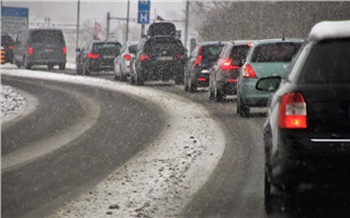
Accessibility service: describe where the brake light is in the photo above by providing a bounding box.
[9,45,13,50]
[124,54,131,60]
[63,47,67,54]
[176,54,182,59]
[278,92,307,129]
[140,54,152,61]
[88,52,99,59]
[221,59,240,71]
[28,47,34,55]
[198,77,207,82]
[195,47,203,67]
[242,64,257,78]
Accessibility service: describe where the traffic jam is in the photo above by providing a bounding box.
[2,1,350,217]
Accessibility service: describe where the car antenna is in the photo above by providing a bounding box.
[282,31,285,41]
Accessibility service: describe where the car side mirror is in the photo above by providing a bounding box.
[256,76,282,92]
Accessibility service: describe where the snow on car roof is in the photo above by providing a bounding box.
[308,20,350,40]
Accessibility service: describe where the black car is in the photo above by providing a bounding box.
[1,33,14,64]
[76,40,121,75]
[184,41,226,92]
[131,35,186,85]
[13,28,67,70]
[256,20,350,214]
[209,40,253,101]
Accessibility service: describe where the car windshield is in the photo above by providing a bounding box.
[300,39,350,84]
[251,42,302,62]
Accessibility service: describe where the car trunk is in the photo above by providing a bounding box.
[299,84,350,139]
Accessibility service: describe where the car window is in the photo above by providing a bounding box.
[299,38,350,84]
[128,44,138,53]
[202,44,225,61]
[251,42,302,63]
[1,36,14,45]
[144,38,184,54]
[30,30,65,43]
[230,45,250,60]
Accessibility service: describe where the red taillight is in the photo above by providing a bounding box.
[278,92,307,129]
[124,54,131,60]
[198,77,207,82]
[242,64,257,78]
[176,54,182,59]
[140,54,152,61]
[226,79,238,83]
[221,59,240,71]
[63,47,67,54]
[8,45,13,50]
[28,47,34,55]
[88,52,99,59]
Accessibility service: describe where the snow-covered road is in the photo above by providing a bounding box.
[1,64,226,218]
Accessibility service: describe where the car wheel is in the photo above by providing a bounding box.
[214,81,224,102]
[47,63,54,70]
[83,62,90,75]
[189,78,197,92]
[264,170,273,214]
[135,73,144,86]
[184,75,189,91]
[14,58,20,68]
[237,96,250,117]
[120,66,127,82]
[24,56,31,69]
[59,63,66,70]
[174,75,183,85]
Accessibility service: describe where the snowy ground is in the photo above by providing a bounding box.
[1,64,226,218]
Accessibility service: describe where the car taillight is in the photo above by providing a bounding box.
[198,77,207,82]
[278,92,307,129]
[221,59,240,71]
[195,47,203,67]
[27,47,34,55]
[176,54,182,59]
[124,54,131,60]
[63,47,67,54]
[140,54,152,61]
[9,45,13,50]
[88,52,99,59]
[242,64,257,78]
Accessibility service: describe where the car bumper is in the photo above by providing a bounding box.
[140,60,184,81]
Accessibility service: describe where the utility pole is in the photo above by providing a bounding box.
[76,0,80,49]
[184,0,190,49]
[106,12,110,40]
[126,0,130,42]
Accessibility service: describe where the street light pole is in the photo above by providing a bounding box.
[76,0,80,49]
[184,0,189,49]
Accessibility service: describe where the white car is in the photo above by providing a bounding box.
[114,41,138,81]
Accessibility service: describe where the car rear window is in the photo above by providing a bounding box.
[30,30,65,43]
[93,43,120,50]
[251,42,302,63]
[230,45,250,60]
[144,37,184,54]
[202,45,225,61]
[1,36,14,45]
[299,38,350,84]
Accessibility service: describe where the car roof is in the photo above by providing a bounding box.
[251,38,304,46]
[308,20,350,40]
[196,41,229,46]
[231,40,255,46]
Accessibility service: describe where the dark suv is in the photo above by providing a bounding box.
[13,28,67,70]
[131,35,186,85]
[256,20,350,214]
[1,33,14,64]
[76,40,121,75]
[184,41,226,92]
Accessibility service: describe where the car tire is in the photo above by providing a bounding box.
[184,75,189,91]
[135,73,144,86]
[189,78,197,92]
[264,170,273,214]
[47,63,54,70]
[14,58,20,68]
[24,56,31,69]
[214,81,224,102]
[237,96,250,117]
[120,66,127,82]
[83,62,90,75]
[59,63,66,70]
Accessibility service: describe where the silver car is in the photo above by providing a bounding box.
[114,41,138,81]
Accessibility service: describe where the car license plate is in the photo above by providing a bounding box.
[157,56,173,61]
[104,55,114,59]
